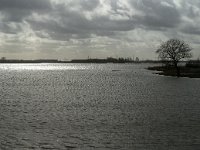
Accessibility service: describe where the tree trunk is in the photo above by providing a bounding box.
[174,62,180,77]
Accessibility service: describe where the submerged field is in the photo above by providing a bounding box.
[0,63,199,150]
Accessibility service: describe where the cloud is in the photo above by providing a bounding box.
[0,0,51,10]
[0,0,200,59]
[0,0,52,22]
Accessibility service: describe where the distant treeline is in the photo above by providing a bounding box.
[71,57,137,63]
[0,59,67,63]
[0,57,200,64]
[185,60,200,68]
[0,57,138,63]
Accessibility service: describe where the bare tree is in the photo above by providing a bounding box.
[156,39,192,77]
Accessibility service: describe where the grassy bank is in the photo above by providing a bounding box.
[148,65,200,78]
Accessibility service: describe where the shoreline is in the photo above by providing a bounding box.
[148,66,200,78]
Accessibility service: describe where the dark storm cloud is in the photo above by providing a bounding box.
[0,0,200,37]
[39,0,181,40]
[0,0,51,22]
[26,2,137,40]
[0,0,196,37]
[131,0,181,29]
[0,0,51,10]
[80,0,100,10]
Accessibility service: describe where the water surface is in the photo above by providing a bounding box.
[0,63,199,149]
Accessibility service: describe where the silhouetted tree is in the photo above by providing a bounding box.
[156,39,192,77]
[135,57,139,62]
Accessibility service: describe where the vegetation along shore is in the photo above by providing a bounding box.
[148,61,200,78]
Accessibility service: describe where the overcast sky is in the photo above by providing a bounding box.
[0,0,200,60]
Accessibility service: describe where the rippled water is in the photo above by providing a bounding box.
[0,63,199,150]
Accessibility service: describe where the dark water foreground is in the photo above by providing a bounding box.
[0,64,199,150]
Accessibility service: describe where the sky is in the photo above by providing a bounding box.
[0,0,200,60]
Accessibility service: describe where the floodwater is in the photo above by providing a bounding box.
[0,63,199,150]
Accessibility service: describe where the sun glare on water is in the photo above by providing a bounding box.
[0,64,90,71]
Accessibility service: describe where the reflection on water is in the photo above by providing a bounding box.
[0,63,92,70]
[0,63,199,150]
